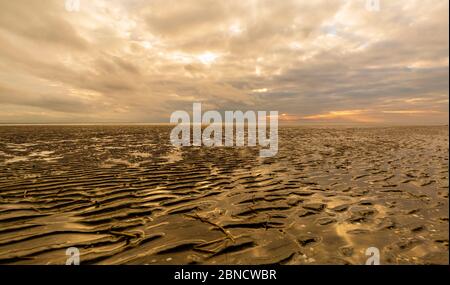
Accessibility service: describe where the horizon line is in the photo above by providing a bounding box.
[0,122,448,127]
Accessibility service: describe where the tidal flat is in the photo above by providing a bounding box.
[0,125,448,265]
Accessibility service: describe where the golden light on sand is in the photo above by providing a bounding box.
[0,1,448,268]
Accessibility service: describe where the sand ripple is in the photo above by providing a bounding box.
[0,126,448,264]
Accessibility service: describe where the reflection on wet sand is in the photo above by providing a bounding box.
[0,126,448,264]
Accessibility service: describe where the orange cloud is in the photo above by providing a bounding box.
[381,110,440,114]
[302,110,365,120]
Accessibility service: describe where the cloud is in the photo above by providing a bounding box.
[0,0,448,124]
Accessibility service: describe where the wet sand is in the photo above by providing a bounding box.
[0,126,448,265]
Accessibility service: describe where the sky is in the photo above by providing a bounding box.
[0,0,448,124]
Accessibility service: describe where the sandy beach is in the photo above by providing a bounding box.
[0,125,447,265]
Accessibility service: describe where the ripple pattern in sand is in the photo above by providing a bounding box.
[0,126,448,264]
